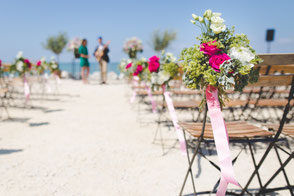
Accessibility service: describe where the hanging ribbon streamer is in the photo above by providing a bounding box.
[44,73,52,93]
[143,83,157,113]
[130,76,139,103]
[55,74,61,84]
[206,85,240,196]
[162,85,186,155]
[23,76,30,101]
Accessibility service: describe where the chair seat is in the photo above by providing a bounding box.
[263,124,294,138]
[179,121,274,139]
[249,99,294,107]
[137,91,163,96]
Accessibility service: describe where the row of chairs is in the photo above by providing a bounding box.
[129,53,294,195]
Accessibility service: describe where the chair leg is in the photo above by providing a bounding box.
[179,105,207,196]
[248,141,264,194]
[257,152,293,195]
[270,145,293,195]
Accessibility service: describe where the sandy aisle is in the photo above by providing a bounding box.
[0,79,293,196]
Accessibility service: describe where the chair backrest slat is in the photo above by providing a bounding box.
[248,75,293,87]
[258,53,294,66]
[256,64,294,75]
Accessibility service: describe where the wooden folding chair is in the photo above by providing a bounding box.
[178,74,294,195]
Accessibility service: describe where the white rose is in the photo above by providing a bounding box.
[211,16,224,24]
[210,23,226,34]
[158,71,170,85]
[204,9,212,19]
[16,61,24,72]
[190,19,196,24]
[16,51,23,59]
[229,47,255,64]
[198,16,204,23]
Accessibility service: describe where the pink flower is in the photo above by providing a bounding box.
[36,61,41,66]
[0,59,2,67]
[133,65,143,76]
[209,53,231,72]
[126,63,132,69]
[24,59,32,69]
[200,41,221,56]
[148,56,160,73]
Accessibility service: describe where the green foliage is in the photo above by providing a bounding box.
[43,32,68,60]
[151,30,177,52]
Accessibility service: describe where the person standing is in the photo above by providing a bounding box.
[79,39,90,84]
[94,36,110,84]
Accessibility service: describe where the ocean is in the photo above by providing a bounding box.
[59,61,120,77]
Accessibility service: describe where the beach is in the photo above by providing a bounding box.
[0,79,293,196]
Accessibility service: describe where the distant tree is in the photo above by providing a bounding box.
[43,32,68,63]
[151,29,177,53]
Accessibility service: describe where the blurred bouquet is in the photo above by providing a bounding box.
[119,57,149,81]
[0,59,3,76]
[48,56,60,73]
[181,9,261,106]
[10,51,32,76]
[148,52,180,89]
[123,37,143,59]
[35,57,48,75]
[67,37,82,58]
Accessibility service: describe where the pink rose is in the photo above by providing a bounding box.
[24,59,30,64]
[126,63,132,69]
[0,59,2,67]
[209,53,231,72]
[133,65,143,76]
[200,41,221,56]
[36,61,41,66]
[148,56,160,73]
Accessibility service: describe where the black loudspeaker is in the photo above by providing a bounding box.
[266,29,275,42]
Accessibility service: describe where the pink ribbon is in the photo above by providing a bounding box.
[206,85,240,196]
[24,76,30,101]
[130,76,139,103]
[162,86,186,155]
[144,83,157,113]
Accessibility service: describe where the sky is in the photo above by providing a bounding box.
[0,0,294,63]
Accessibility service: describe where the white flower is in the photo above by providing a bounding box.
[16,51,23,59]
[190,19,196,24]
[204,9,212,19]
[192,14,198,20]
[229,47,255,65]
[16,61,24,72]
[212,12,222,17]
[211,16,225,25]
[158,71,170,85]
[141,57,147,62]
[166,52,177,62]
[41,57,46,63]
[52,63,58,69]
[151,73,157,84]
[198,16,204,23]
[210,23,226,34]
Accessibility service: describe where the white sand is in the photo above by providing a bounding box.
[0,79,293,196]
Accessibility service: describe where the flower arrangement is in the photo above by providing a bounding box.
[119,57,149,81]
[10,51,32,76]
[35,57,48,75]
[48,56,60,73]
[123,37,143,59]
[0,59,3,76]
[149,52,180,89]
[67,37,82,58]
[181,9,261,106]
